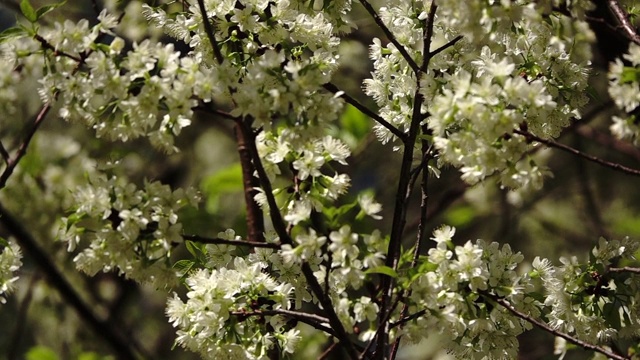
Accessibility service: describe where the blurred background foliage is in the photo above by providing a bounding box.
[0,0,640,359]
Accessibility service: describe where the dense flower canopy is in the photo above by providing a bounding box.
[1,0,640,359]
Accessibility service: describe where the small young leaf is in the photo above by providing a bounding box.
[365,266,398,278]
[0,27,27,44]
[20,0,38,22]
[36,0,67,20]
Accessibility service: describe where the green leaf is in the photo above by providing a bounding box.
[0,26,27,44]
[173,259,195,277]
[36,0,67,20]
[200,163,244,213]
[20,0,38,22]
[26,346,59,360]
[365,266,398,278]
[620,67,640,85]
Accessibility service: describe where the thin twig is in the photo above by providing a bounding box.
[318,342,338,360]
[609,266,640,274]
[196,0,224,64]
[0,103,51,191]
[390,309,427,329]
[357,0,420,74]
[230,309,335,336]
[34,34,83,62]
[0,202,141,360]
[514,129,640,176]
[429,35,464,58]
[376,2,438,359]
[606,0,640,45]
[193,104,240,121]
[483,292,630,360]
[239,121,359,359]
[183,234,279,248]
[323,83,406,141]
[0,141,9,164]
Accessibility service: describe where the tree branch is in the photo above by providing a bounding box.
[196,0,224,64]
[376,2,438,358]
[483,292,630,360]
[357,0,420,74]
[429,35,464,58]
[514,129,640,176]
[322,83,406,141]
[239,120,359,359]
[0,202,141,360]
[230,309,335,336]
[609,266,640,274]
[606,0,640,45]
[0,102,51,191]
[183,234,279,248]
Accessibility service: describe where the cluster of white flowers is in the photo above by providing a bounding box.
[0,240,22,304]
[534,236,640,345]
[431,1,592,188]
[58,174,199,287]
[364,1,592,189]
[166,256,298,360]
[143,0,345,128]
[26,10,212,152]
[404,226,534,358]
[609,42,640,145]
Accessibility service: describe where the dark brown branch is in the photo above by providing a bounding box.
[193,104,240,121]
[183,234,279,248]
[34,34,83,62]
[318,342,338,360]
[390,309,427,329]
[514,129,640,176]
[322,83,406,141]
[234,120,265,242]
[357,0,420,74]
[239,120,359,359]
[196,0,224,64]
[376,2,439,359]
[429,35,464,58]
[606,0,640,45]
[483,292,630,360]
[0,141,9,164]
[575,125,640,162]
[0,103,51,191]
[230,309,335,336]
[0,202,141,360]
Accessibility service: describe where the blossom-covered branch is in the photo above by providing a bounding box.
[514,128,640,176]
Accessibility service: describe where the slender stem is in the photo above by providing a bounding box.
[182,234,279,248]
[0,202,141,360]
[609,266,640,274]
[390,133,433,358]
[318,342,338,360]
[0,103,51,191]
[239,120,359,359]
[357,0,420,74]
[376,2,438,359]
[230,309,335,336]
[34,34,83,62]
[323,83,406,141]
[514,129,640,176]
[0,141,9,164]
[606,0,640,45]
[429,35,464,58]
[390,309,427,328]
[482,292,630,360]
[196,0,224,64]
